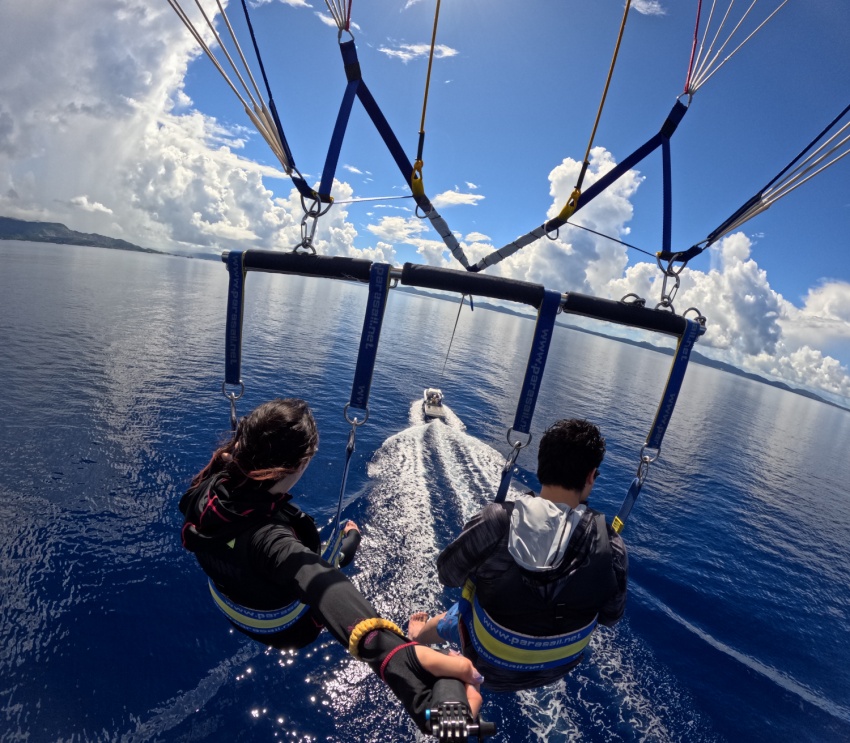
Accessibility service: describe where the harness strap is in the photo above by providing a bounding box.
[224,250,246,387]
[495,289,561,502]
[459,581,597,672]
[470,100,689,273]
[349,263,392,411]
[613,317,703,533]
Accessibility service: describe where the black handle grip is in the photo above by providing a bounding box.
[427,678,496,739]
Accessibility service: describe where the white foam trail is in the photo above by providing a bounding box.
[118,644,259,743]
[634,583,850,724]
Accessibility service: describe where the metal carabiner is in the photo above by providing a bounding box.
[343,403,370,427]
[505,427,532,450]
[221,381,245,431]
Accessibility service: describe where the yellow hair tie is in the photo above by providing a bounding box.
[348,618,406,659]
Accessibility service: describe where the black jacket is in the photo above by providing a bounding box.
[437,497,628,692]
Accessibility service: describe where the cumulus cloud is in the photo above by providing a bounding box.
[632,1,666,16]
[430,148,850,399]
[431,190,485,208]
[68,196,113,214]
[378,43,459,63]
[1,0,847,400]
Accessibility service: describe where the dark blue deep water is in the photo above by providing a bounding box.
[1,241,849,742]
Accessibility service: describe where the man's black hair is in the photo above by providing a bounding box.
[537,419,605,491]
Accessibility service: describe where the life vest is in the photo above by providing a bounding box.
[459,579,597,671]
[460,511,616,671]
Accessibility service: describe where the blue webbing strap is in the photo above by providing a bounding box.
[349,263,392,411]
[661,136,673,255]
[612,317,703,532]
[328,263,392,552]
[572,100,687,218]
[471,101,688,274]
[224,250,246,387]
[319,75,359,200]
[319,41,415,201]
[495,289,562,503]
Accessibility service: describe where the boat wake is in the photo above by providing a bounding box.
[317,401,718,741]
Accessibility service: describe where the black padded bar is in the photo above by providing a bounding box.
[562,293,688,335]
[401,263,546,308]
[223,250,374,282]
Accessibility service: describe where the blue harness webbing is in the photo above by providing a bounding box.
[224,250,246,387]
[468,100,688,273]
[334,262,392,542]
[613,317,703,532]
[458,580,597,672]
[348,263,392,412]
[495,289,562,503]
[319,42,415,202]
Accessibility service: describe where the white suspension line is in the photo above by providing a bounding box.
[189,0,262,112]
[711,126,850,242]
[690,0,737,92]
[324,0,349,31]
[688,0,789,95]
[212,0,267,107]
[167,0,291,171]
[765,132,850,204]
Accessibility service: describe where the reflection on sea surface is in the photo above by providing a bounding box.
[1,241,848,741]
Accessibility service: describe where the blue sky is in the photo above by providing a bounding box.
[1,0,849,400]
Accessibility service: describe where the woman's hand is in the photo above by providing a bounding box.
[343,520,359,535]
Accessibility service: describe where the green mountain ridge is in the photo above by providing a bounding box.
[4,217,846,413]
[0,216,163,254]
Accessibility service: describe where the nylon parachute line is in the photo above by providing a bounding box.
[659,102,850,266]
[559,0,633,222]
[324,0,353,33]
[167,0,315,198]
[686,0,790,96]
[471,100,689,273]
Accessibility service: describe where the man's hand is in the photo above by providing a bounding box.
[414,646,483,718]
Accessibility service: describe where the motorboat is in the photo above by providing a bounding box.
[423,388,446,419]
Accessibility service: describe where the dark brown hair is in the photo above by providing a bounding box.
[192,398,319,486]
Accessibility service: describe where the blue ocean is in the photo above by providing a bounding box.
[1,240,848,742]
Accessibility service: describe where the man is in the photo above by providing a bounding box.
[408,419,628,692]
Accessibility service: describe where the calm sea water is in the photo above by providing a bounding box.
[1,241,848,743]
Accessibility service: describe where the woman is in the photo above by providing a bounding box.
[179,398,482,733]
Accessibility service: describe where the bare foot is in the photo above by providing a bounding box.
[408,611,430,642]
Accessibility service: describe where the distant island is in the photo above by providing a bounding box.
[0,216,164,254]
[3,215,847,413]
[398,288,850,414]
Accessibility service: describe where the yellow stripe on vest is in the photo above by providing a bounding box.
[208,582,306,631]
[462,580,596,666]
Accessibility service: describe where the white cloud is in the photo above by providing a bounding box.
[366,215,428,243]
[343,164,364,175]
[1,0,846,400]
[431,190,485,208]
[378,43,459,64]
[68,195,113,214]
[315,12,338,28]
[632,1,666,16]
